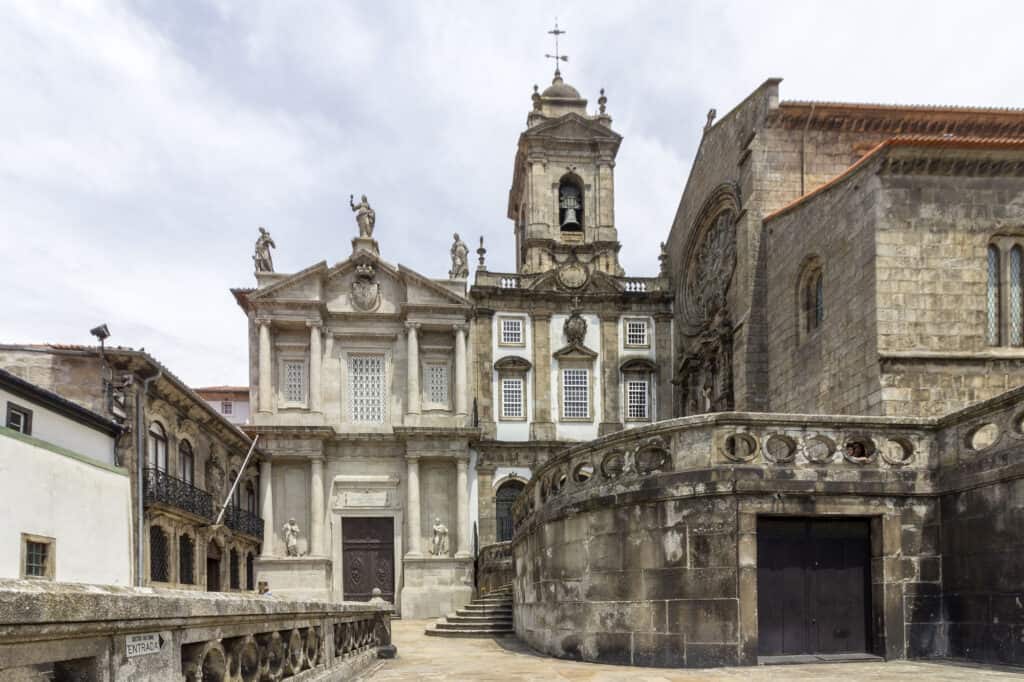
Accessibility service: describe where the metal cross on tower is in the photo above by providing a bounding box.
[545,20,568,76]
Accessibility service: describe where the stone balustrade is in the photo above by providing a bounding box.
[0,580,394,681]
[477,541,514,595]
[474,270,668,294]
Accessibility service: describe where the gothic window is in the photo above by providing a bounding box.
[625,319,649,348]
[425,362,450,407]
[179,534,195,585]
[988,244,1001,345]
[797,258,824,341]
[495,480,525,542]
[179,440,194,485]
[499,317,524,346]
[987,240,1024,347]
[147,421,168,472]
[282,359,307,404]
[349,355,386,423]
[229,549,240,590]
[558,175,583,232]
[501,377,524,419]
[149,525,169,583]
[561,368,590,420]
[1011,246,1023,346]
[245,552,255,591]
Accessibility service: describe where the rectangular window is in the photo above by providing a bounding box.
[562,368,589,419]
[221,400,233,415]
[501,377,524,419]
[283,361,306,403]
[425,363,449,406]
[6,403,32,435]
[500,318,524,346]
[625,319,649,347]
[626,379,650,420]
[350,355,386,423]
[21,534,54,579]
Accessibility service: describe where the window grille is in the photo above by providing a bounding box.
[230,549,240,590]
[501,378,523,418]
[1012,246,1023,346]
[626,320,648,347]
[25,541,48,577]
[350,355,386,423]
[180,440,194,485]
[426,364,449,405]
[221,400,233,415]
[179,534,195,585]
[6,404,32,434]
[988,245,1001,346]
[283,361,306,403]
[246,552,255,590]
[149,526,169,583]
[501,318,523,345]
[627,379,650,419]
[562,369,589,419]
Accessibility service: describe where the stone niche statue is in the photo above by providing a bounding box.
[430,517,450,557]
[282,518,301,557]
[253,227,276,273]
[449,233,469,279]
[350,194,376,238]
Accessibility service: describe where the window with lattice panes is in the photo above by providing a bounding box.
[22,536,53,579]
[283,360,306,403]
[626,378,650,420]
[425,363,449,407]
[349,355,386,423]
[625,319,649,347]
[501,377,524,419]
[562,368,589,419]
[500,318,524,346]
[221,400,233,415]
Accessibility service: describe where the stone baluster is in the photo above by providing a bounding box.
[310,456,324,556]
[405,456,422,557]
[454,323,468,416]
[455,457,471,558]
[406,322,421,417]
[257,319,272,413]
[259,459,274,556]
[308,321,322,413]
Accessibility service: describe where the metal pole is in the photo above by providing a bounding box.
[215,434,260,526]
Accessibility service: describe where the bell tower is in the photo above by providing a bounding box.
[507,26,624,276]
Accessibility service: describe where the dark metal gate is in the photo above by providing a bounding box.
[342,517,395,602]
[495,481,524,542]
[757,517,871,656]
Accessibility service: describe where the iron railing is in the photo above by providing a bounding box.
[144,467,215,520]
[224,504,265,539]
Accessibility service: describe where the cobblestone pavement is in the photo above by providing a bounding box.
[363,620,1024,681]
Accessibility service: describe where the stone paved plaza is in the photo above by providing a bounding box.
[364,620,1024,681]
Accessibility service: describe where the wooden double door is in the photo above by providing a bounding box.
[342,517,395,602]
[757,517,872,657]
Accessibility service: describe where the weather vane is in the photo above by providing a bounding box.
[545,19,568,77]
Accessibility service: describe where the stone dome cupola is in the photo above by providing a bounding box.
[529,70,589,124]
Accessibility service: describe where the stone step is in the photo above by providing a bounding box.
[424,625,514,638]
[461,603,511,611]
[434,621,512,631]
[445,614,513,625]
[474,597,512,605]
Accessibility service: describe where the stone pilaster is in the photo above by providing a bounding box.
[454,323,468,417]
[655,313,674,421]
[599,314,622,435]
[473,309,495,437]
[530,313,556,440]
[405,322,421,417]
[308,322,322,413]
[476,466,496,547]
[259,458,273,556]
[309,457,324,556]
[405,456,423,557]
[455,457,471,558]
[257,319,272,413]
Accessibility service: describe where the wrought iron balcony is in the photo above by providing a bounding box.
[224,504,265,540]
[143,467,214,520]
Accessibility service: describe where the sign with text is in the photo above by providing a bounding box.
[126,633,162,658]
[345,490,388,507]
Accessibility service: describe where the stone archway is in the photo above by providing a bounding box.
[495,480,525,542]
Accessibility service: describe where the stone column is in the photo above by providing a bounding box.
[405,322,421,417]
[476,466,496,546]
[309,457,324,556]
[405,456,423,557]
[259,459,274,556]
[455,457,471,558]
[454,323,468,416]
[530,313,555,440]
[599,314,622,435]
[257,319,272,413]
[655,313,674,421]
[474,310,495,437]
[308,322,322,413]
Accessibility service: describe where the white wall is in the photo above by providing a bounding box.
[0,430,132,585]
[551,313,602,442]
[204,398,251,425]
[492,313,532,441]
[0,387,115,466]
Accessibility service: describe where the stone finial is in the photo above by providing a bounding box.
[477,236,487,271]
[253,227,276,273]
[704,108,717,133]
[659,241,669,277]
[532,84,541,112]
[598,88,607,115]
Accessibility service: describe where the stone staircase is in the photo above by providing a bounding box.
[424,585,513,637]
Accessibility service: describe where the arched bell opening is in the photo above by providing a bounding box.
[558,174,584,233]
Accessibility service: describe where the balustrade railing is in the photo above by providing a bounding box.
[225,503,265,539]
[143,467,215,521]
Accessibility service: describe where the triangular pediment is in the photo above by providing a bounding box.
[523,113,622,143]
[553,342,598,361]
[397,265,470,306]
[247,261,328,301]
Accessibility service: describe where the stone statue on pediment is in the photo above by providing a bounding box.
[350,194,376,238]
[430,517,450,557]
[449,233,469,279]
[253,227,276,272]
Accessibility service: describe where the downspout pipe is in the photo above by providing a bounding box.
[135,367,162,587]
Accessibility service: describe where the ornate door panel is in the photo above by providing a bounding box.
[342,517,394,602]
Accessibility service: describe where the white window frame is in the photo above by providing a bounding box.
[561,367,590,421]
[624,318,650,349]
[498,317,525,347]
[279,357,308,407]
[348,353,387,424]
[626,377,650,421]
[423,360,451,410]
[5,402,32,435]
[221,400,233,415]
[500,376,525,420]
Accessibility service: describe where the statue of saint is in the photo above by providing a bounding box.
[430,517,450,557]
[282,518,301,557]
[350,194,376,238]
[253,227,276,273]
[449,233,469,279]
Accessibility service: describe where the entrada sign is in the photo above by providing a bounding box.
[126,633,162,658]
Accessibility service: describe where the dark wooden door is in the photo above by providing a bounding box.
[757,518,871,656]
[495,481,524,542]
[342,517,395,602]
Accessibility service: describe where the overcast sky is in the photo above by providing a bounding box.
[4,1,1024,387]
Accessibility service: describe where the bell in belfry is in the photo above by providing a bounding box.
[559,183,582,230]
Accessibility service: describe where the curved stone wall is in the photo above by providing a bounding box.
[510,411,947,667]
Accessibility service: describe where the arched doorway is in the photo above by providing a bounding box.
[206,540,222,592]
[495,480,525,542]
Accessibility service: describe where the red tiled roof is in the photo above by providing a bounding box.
[781,100,1024,116]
